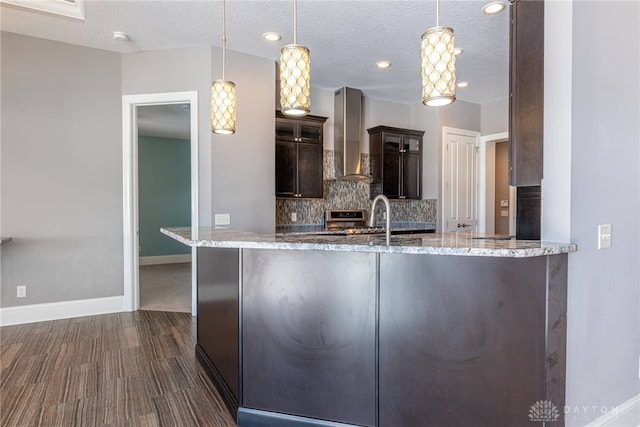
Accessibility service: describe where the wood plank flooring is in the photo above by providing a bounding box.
[0,311,237,427]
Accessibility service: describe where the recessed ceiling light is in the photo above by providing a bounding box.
[262,32,282,42]
[113,31,130,42]
[454,47,464,56]
[482,1,506,15]
[457,81,470,88]
[376,60,392,69]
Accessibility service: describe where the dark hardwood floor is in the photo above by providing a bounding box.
[0,311,237,427]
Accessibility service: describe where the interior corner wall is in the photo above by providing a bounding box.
[410,103,439,200]
[362,97,411,154]
[310,87,335,151]
[121,46,213,227]
[481,98,508,135]
[211,47,275,234]
[0,32,123,307]
[565,2,640,424]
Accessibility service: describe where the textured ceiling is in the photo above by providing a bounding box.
[1,0,509,106]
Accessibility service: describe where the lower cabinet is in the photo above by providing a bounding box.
[196,248,567,427]
[378,254,555,426]
[241,249,377,427]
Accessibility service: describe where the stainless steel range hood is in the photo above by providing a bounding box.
[333,87,372,182]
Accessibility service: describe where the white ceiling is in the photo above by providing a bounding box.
[1,0,510,106]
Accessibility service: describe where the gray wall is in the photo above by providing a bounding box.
[138,136,191,257]
[481,97,508,135]
[565,1,640,423]
[121,46,214,227]
[210,48,275,234]
[1,32,123,306]
[122,46,275,234]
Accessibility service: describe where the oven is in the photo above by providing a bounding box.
[325,210,387,235]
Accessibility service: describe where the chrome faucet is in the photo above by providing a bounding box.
[369,195,391,245]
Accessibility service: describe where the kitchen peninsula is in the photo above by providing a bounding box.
[162,227,576,427]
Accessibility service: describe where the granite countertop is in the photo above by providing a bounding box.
[161,227,577,258]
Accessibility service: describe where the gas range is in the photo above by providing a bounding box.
[325,210,386,235]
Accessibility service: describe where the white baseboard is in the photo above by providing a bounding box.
[139,254,191,266]
[584,393,640,427]
[0,295,124,326]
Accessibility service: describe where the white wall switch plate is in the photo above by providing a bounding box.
[17,285,26,298]
[598,224,612,250]
[215,213,231,226]
[500,199,509,207]
[500,209,509,217]
[291,212,297,222]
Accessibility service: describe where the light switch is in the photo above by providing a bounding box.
[598,224,612,250]
[291,212,297,222]
[500,200,509,208]
[500,209,509,217]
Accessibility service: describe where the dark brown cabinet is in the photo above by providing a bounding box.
[368,126,424,200]
[275,112,327,198]
[509,0,544,186]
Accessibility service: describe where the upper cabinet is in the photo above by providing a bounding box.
[368,126,424,200]
[275,111,327,198]
[509,0,544,186]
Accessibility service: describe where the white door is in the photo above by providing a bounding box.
[443,128,479,232]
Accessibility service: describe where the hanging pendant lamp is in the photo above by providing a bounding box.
[421,0,456,107]
[211,0,236,135]
[280,0,310,116]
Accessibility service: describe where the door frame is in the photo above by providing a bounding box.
[122,91,199,315]
[442,127,481,232]
[478,132,516,235]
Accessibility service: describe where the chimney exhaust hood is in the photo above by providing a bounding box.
[333,87,372,182]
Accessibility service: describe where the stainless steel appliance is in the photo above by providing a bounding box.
[325,210,386,235]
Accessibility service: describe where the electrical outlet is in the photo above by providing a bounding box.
[17,285,26,298]
[291,212,297,222]
[598,224,612,250]
[215,214,231,226]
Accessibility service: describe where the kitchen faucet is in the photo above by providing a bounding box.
[369,195,391,245]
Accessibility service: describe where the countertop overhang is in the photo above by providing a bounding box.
[161,227,577,258]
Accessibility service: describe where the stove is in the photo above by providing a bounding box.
[325,210,387,235]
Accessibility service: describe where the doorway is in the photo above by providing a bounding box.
[122,92,199,316]
[478,132,516,235]
[138,104,192,312]
[442,127,480,232]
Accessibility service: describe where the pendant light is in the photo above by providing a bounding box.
[211,0,236,135]
[279,0,310,116]
[421,0,456,107]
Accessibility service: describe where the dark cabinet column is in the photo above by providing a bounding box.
[509,0,544,187]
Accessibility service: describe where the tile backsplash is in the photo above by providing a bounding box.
[277,150,437,228]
